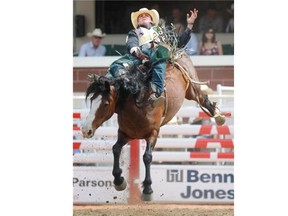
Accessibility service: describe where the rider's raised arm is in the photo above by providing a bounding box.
[178,8,198,48]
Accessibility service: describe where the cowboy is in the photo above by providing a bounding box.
[78,28,106,56]
[107,8,198,107]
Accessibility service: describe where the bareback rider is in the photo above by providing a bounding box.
[106,8,198,107]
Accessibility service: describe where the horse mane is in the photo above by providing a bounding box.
[118,64,151,95]
[85,77,106,103]
[85,65,151,104]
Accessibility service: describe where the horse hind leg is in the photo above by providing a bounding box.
[198,91,226,125]
[112,136,128,191]
[141,133,158,201]
[176,53,225,125]
[187,85,226,125]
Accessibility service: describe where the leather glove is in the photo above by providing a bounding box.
[133,47,149,60]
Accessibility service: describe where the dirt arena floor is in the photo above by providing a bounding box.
[73,204,234,216]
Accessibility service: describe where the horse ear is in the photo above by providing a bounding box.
[104,80,110,92]
[87,74,99,82]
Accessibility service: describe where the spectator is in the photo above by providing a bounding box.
[199,27,223,55]
[225,3,234,33]
[171,8,186,34]
[78,28,106,56]
[184,32,198,55]
[198,3,224,33]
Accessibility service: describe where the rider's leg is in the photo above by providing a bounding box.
[146,45,170,107]
[106,54,141,78]
[148,61,166,107]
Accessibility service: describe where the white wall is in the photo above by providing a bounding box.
[73,55,234,68]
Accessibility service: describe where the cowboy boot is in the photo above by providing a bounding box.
[148,83,165,108]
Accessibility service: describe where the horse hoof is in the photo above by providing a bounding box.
[214,114,225,125]
[114,179,127,191]
[141,193,153,201]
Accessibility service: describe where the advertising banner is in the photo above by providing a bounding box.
[73,147,130,204]
[73,166,129,204]
[140,164,234,204]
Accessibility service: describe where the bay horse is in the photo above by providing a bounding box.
[81,51,225,201]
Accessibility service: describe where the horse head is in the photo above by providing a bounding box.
[81,75,116,138]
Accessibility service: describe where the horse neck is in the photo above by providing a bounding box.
[113,87,139,115]
[109,86,119,114]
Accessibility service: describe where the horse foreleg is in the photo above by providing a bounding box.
[142,133,157,201]
[112,136,128,191]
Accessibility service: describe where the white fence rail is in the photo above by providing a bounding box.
[73,85,234,204]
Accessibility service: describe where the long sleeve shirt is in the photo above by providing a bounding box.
[184,32,198,55]
[126,25,192,54]
[78,41,106,57]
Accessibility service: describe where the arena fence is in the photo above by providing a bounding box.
[73,86,234,204]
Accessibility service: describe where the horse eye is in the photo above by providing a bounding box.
[104,101,109,106]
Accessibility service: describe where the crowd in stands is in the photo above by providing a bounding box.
[75,2,234,57]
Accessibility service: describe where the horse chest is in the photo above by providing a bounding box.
[117,111,160,138]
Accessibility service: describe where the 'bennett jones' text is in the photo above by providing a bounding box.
[167,169,234,200]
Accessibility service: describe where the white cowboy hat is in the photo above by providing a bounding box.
[131,8,159,29]
[87,28,106,38]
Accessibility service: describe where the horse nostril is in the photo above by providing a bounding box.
[88,129,92,136]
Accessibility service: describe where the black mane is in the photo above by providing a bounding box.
[116,64,151,96]
[86,64,152,103]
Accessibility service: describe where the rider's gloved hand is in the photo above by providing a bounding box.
[132,47,149,60]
